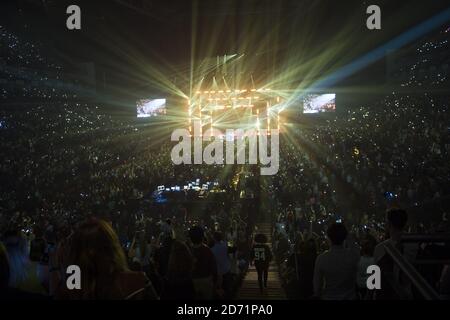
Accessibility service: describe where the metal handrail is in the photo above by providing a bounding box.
[383,241,441,300]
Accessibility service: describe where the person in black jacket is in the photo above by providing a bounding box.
[250,234,273,293]
[161,240,196,300]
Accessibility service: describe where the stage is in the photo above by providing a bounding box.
[187,88,285,136]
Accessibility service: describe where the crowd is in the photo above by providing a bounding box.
[273,205,449,300]
[0,217,254,300]
[391,25,450,88]
[1,22,450,301]
[266,92,450,299]
[0,25,85,100]
[307,93,449,222]
[0,99,259,299]
[1,94,449,300]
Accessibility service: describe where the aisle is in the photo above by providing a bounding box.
[236,223,286,300]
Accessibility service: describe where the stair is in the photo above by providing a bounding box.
[236,223,286,300]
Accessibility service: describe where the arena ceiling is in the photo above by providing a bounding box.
[2,0,450,97]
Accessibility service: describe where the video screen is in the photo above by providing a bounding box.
[136,98,166,118]
[303,94,336,114]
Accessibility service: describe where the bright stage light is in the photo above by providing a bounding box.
[189,85,285,135]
